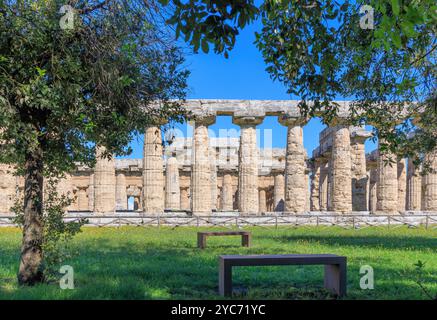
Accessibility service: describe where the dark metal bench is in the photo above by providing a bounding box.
[197,231,251,249]
[219,254,347,297]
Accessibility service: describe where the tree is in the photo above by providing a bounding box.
[0,0,188,285]
[163,0,436,164]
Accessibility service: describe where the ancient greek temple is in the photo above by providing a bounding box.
[0,100,436,215]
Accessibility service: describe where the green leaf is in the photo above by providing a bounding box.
[391,0,400,16]
[391,32,402,48]
[201,38,209,53]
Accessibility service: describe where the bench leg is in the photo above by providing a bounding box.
[241,234,251,247]
[197,234,206,249]
[324,263,347,297]
[219,260,232,297]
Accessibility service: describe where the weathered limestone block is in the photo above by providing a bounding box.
[279,117,307,214]
[191,117,215,215]
[273,174,285,211]
[329,126,352,213]
[310,160,321,211]
[397,158,407,212]
[319,161,329,211]
[221,173,234,211]
[77,188,89,211]
[376,145,398,214]
[143,126,164,214]
[94,147,116,213]
[259,189,267,213]
[423,150,437,211]
[165,157,180,210]
[233,116,263,215]
[115,173,127,210]
[406,158,422,210]
[351,135,368,211]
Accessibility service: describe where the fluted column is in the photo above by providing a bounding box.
[351,134,369,211]
[94,146,116,213]
[406,158,422,210]
[376,143,398,214]
[397,158,407,212]
[279,117,307,214]
[221,173,234,211]
[180,188,190,211]
[368,167,378,213]
[115,172,127,210]
[191,117,215,215]
[310,159,321,211]
[329,125,352,213]
[319,161,329,211]
[209,148,218,212]
[273,174,285,211]
[143,126,164,214]
[259,189,267,213]
[423,149,437,211]
[165,157,180,211]
[233,116,263,215]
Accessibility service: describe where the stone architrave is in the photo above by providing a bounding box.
[423,149,437,211]
[279,117,307,214]
[93,146,116,213]
[406,158,422,211]
[191,116,215,215]
[165,157,180,210]
[397,158,407,212]
[376,143,398,214]
[273,174,285,211]
[221,173,234,211]
[115,172,127,211]
[328,125,352,213]
[143,126,164,214]
[233,116,264,215]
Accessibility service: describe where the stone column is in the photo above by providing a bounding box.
[94,146,116,213]
[310,160,321,211]
[329,125,352,213]
[233,116,263,215]
[406,158,422,211]
[273,174,285,211]
[165,157,180,211]
[209,148,218,212]
[259,189,267,213]
[143,126,164,214]
[221,173,234,211]
[0,164,16,213]
[191,117,215,215]
[115,172,127,211]
[319,161,329,211]
[376,144,398,214]
[87,174,94,211]
[397,158,407,212]
[351,133,369,211]
[180,188,190,211]
[279,117,307,214]
[423,150,437,211]
[368,168,378,213]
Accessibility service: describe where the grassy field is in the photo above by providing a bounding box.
[0,226,436,300]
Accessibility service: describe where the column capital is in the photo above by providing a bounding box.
[232,116,264,126]
[191,114,216,126]
[278,115,308,127]
[326,117,350,126]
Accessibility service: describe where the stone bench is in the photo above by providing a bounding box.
[218,254,347,297]
[197,231,251,249]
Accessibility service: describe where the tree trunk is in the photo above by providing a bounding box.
[17,146,44,285]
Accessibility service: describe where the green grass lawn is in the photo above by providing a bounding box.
[0,226,436,300]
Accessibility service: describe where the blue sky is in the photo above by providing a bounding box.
[120,19,377,159]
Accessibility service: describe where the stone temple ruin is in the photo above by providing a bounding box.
[0,100,436,216]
